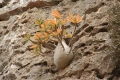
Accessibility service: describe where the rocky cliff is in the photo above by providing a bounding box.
[0,0,120,80]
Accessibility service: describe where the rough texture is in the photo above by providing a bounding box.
[0,0,60,21]
[0,0,120,80]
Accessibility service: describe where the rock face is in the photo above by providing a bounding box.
[0,0,60,21]
[0,0,120,80]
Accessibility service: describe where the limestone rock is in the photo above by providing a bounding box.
[0,0,119,80]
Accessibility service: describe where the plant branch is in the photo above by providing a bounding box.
[54,24,64,50]
[61,25,64,40]
[57,35,65,50]
[69,23,78,52]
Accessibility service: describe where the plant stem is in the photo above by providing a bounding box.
[38,44,42,53]
[69,23,78,52]
[57,35,65,50]
[61,25,64,40]
[55,24,64,50]
[73,23,78,35]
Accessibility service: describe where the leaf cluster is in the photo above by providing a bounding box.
[25,10,83,53]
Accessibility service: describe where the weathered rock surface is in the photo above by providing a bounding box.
[0,0,61,21]
[0,0,120,80]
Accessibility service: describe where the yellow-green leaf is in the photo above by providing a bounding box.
[63,29,67,36]
[67,33,72,38]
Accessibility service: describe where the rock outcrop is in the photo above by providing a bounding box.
[0,0,120,80]
[0,0,60,21]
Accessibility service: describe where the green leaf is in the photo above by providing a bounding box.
[63,29,67,36]
[39,29,45,32]
[25,34,30,40]
[39,17,44,24]
[34,17,44,26]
